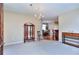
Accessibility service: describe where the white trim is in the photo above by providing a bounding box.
[4,38,37,46]
[4,41,23,46]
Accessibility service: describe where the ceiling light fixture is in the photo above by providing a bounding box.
[34,14,37,17]
[29,4,32,6]
[42,15,44,18]
[29,4,44,19]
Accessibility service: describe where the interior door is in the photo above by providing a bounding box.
[24,24,35,42]
[52,30,59,41]
[32,25,35,39]
[24,24,28,42]
[28,26,31,39]
[0,3,3,55]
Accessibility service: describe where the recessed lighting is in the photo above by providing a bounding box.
[34,14,37,17]
[35,8,38,10]
[42,15,44,17]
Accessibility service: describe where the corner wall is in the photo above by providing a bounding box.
[4,11,41,46]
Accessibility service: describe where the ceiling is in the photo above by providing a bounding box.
[4,3,79,20]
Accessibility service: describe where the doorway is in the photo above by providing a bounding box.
[52,18,59,41]
[24,23,35,42]
[42,23,50,40]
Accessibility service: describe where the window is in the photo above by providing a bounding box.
[42,23,48,31]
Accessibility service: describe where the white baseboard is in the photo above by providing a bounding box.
[4,38,37,46]
[4,41,23,46]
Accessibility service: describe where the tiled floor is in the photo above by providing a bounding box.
[4,40,79,55]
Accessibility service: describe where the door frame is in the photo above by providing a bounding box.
[24,23,35,42]
[0,3,4,55]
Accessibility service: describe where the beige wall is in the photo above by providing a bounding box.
[59,9,79,41]
[4,11,41,46]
